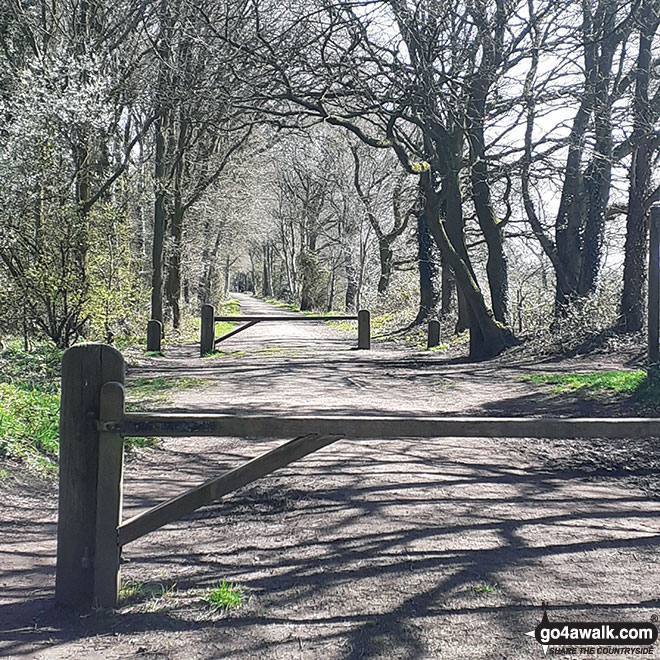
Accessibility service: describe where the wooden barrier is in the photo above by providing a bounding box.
[56,344,125,610]
[428,320,440,349]
[200,304,215,356]
[56,344,660,610]
[146,319,162,353]
[199,307,370,354]
[358,309,370,350]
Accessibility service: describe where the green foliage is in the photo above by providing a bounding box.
[527,370,645,394]
[428,343,450,352]
[205,580,244,611]
[0,341,62,474]
[0,383,59,473]
[0,341,210,474]
[119,578,177,605]
[215,321,236,337]
[214,299,242,339]
[526,370,660,407]
[0,54,123,348]
[85,204,150,344]
[113,334,148,351]
[221,298,241,316]
[205,349,247,358]
[0,340,62,387]
[3,206,88,348]
[125,376,208,449]
[119,578,144,602]
[264,297,300,312]
[327,320,356,332]
[474,584,496,594]
[515,274,622,356]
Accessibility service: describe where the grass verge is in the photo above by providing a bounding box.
[0,340,62,475]
[525,370,660,407]
[0,339,211,476]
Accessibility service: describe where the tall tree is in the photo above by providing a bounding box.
[618,0,660,332]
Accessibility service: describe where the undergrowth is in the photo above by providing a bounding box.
[0,340,62,475]
[0,338,211,477]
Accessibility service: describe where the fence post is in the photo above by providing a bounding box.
[428,320,440,349]
[649,205,660,380]
[146,319,162,353]
[358,309,370,350]
[56,343,125,611]
[200,304,215,356]
[94,381,126,609]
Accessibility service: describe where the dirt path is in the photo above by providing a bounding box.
[1,294,659,660]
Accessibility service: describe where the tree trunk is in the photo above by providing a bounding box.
[441,260,454,316]
[377,241,394,294]
[150,109,168,323]
[421,171,512,360]
[344,249,357,312]
[578,2,618,295]
[165,117,186,329]
[440,172,473,333]
[467,69,510,324]
[414,210,440,324]
[262,244,272,297]
[618,1,659,332]
[223,253,230,296]
[327,258,336,312]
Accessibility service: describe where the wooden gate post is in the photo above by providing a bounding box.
[200,304,215,356]
[94,381,126,608]
[649,204,660,380]
[146,319,162,353]
[428,320,440,349]
[358,309,371,350]
[56,344,125,611]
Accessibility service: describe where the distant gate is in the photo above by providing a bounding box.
[199,304,371,355]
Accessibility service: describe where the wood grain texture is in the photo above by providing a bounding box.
[94,382,125,609]
[56,344,125,610]
[111,413,660,440]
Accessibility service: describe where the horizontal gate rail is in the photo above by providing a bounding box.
[213,315,358,321]
[118,433,342,547]
[103,413,660,440]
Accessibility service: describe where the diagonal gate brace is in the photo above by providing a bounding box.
[117,433,343,546]
[214,319,260,345]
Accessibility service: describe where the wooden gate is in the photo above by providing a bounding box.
[199,304,371,355]
[55,344,660,610]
